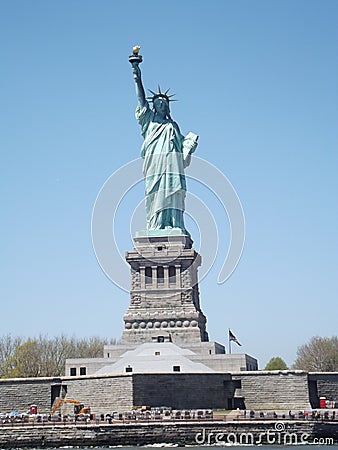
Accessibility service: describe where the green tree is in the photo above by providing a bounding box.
[293,336,338,372]
[264,356,288,370]
[38,334,75,377]
[0,334,22,376]
[2,340,42,378]
[0,334,119,378]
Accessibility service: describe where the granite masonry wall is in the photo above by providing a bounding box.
[1,371,338,414]
[132,373,233,409]
[232,371,312,410]
[65,374,133,413]
[0,377,56,413]
[0,421,337,448]
[0,374,134,415]
[308,373,338,408]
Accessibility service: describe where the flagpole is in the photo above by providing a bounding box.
[229,328,232,354]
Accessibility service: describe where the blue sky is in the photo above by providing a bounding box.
[1,0,337,368]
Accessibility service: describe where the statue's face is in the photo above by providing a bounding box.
[153,97,169,116]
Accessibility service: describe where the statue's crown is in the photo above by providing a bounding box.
[147,85,177,103]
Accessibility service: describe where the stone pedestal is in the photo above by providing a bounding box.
[122,231,209,345]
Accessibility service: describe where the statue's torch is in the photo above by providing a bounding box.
[129,45,143,65]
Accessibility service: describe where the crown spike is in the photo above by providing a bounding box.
[147,86,177,103]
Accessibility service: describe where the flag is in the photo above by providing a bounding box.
[229,329,242,346]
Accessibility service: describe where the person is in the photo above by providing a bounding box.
[131,62,198,232]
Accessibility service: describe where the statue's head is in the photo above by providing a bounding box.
[148,86,176,119]
[153,96,170,116]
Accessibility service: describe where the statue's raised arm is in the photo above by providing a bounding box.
[132,64,146,109]
[128,47,198,235]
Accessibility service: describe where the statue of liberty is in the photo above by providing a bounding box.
[130,48,198,234]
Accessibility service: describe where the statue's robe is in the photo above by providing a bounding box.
[136,102,191,231]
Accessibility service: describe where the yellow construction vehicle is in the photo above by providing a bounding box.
[51,398,90,416]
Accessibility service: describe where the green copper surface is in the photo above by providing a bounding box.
[130,52,198,233]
